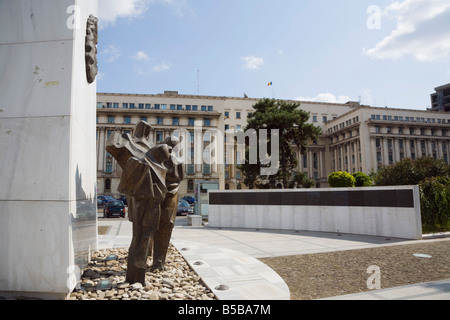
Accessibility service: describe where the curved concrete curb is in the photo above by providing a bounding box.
[172,240,290,300]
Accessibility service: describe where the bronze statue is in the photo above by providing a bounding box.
[106,121,184,284]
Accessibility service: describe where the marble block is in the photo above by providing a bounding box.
[0,0,98,300]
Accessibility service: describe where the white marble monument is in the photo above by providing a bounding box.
[0,0,98,299]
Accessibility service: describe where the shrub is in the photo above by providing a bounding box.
[352,172,373,187]
[419,177,450,231]
[328,171,356,188]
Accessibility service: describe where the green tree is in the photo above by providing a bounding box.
[374,156,450,186]
[241,98,322,188]
[328,171,356,188]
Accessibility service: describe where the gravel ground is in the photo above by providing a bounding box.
[69,245,217,300]
[259,238,450,300]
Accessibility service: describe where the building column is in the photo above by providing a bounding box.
[370,138,377,171]
[382,138,389,166]
[98,127,106,172]
[405,139,411,159]
[394,138,401,163]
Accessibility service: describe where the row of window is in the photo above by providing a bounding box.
[374,126,447,136]
[371,114,450,124]
[327,116,360,134]
[102,115,212,127]
[99,102,215,112]
[224,111,250,119]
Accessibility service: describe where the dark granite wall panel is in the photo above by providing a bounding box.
[209,189,415,208]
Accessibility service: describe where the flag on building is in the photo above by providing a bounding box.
[267,82,273,86]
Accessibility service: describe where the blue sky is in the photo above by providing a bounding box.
[97,0,450,110]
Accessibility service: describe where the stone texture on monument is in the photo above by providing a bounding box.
[0,0,98,299]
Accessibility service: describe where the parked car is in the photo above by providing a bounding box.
[177,199,194,216]
[117,195,128,206]
[98,195,115,206]
[181,195,195,205]
[103,200,126,218]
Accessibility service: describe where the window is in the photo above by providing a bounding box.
[104,179,111,190]
[323,116,328,123]
[188,118,195,126]
[172,118,180,126]
[170,104,176,110]
[204,119,211,127]
[208,106,214,112]
[186,105,192,111]
[225,112,230,118]
[124,116,131,124]
[139,103,144,109]
[141,117,147,122]
[156,131,163,143]
[97,102,104,108]
[177,105,183,111]
[236,112,241,119]
[106,102,112,108]
[312,116,317,123]
[157,117,164,125]
[108,116,115,124]
[154,104,160,110]
[203,164,211,174]
[123,103,128,109]
[201,105,207,112]
[161,104,167,110]
[130,103,135,109]
[113,103,119,109]
[187,165,195,175]
[192,105,198,111]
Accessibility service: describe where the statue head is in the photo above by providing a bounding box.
[134,121,152,140]
[162,136,180,148]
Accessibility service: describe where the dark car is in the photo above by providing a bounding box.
[103,200,126,218]
[177,199,194,216]
[98,195,115,206]
[117,195,128,206]
[181,195,195,205]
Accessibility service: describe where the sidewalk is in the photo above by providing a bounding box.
[97,217,450,300]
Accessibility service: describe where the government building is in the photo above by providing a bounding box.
[96,88,450,198]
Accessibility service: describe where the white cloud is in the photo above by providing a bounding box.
[295,93,354,104]
[100,45,121,63]
[98,0,193,27]
[242,56,264,70]
[98,0,149,27]
[161,0,194,17]
[152,61,171,72]
[132,51,150,61]
[365,0,450,61]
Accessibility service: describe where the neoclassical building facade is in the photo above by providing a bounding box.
[96,91,450,197]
